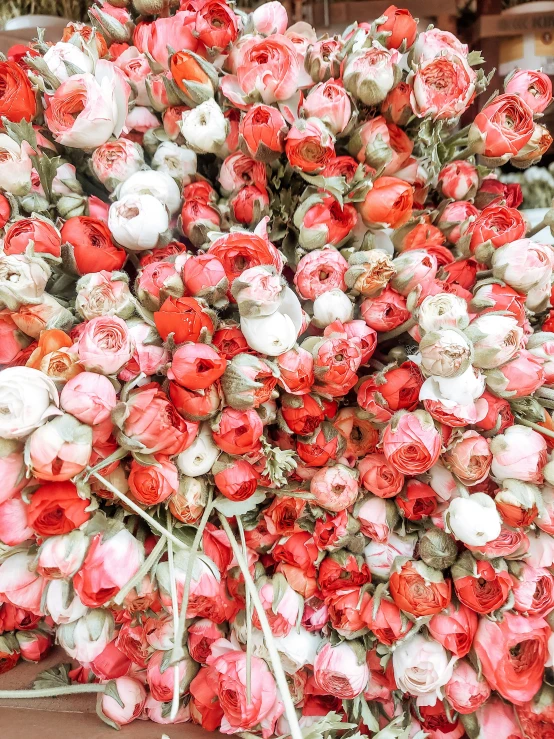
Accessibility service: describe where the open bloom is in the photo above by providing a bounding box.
[393,634,455,706]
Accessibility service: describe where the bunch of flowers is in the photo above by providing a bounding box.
[0,2,553,738]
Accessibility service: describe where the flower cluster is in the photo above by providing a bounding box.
[0,3,553,738]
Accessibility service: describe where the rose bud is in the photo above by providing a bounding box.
[382,410,441,475]
[445,492,502,547]
[207,223,284,285]
[396,480,438,521]
[310,334,362,397]
[238,104,287,162]
[438,161,479,201]
[393,633,454,705]
[212,454,260,502]
[467,205,526,261]
[418,328,473,379]
[176,423,219,477]
[91,139,144,192]
[276,346,314,396]
[474,611,550,705]
[305,37,343,82]
[471,283,526,326]
[230,185,270,226]
[473,390,513,434]
[169,475,208,524]
[0,60,36,123]
[136,261,184,313]
[285,117,335,174]
[129,455,178,506]
[294,193,358,251]
[343,44,400,106]
[221,354,279,410]
[359,176,413,228]
[391,249,437,296]
[469,93,534,163]
[505,68,552,113]
[4,218,61,259]
[357,362,421,423]
[349,116,413,175]
[318,552,370,597]
[376,5,417,48]
[495,479,540,528]
[313,641,369,699]
[0,494,32,546]
[75,270,134,321]
[344,251,395,299]
[490,423,547,484]
[475,176,523,209]
[109,193,170,252]
[147,649,198,704]
[61,216,126,276]
[179,99,228,155]
[118,319,169,382]
[16,630,53,663]
[418,293,469,335]
[252,574,301,638]
[444,660,491,716]
[296,422,345,467]
[302,80,351,136]
[442,430,492,487]
[181,196,222,247]
[355,495,398,542]
[211,407,262,456]
[195,0,239,51]
[512,121,553,167]
[170,48,217,106]
[452,552,512,615]
[100,676,146,728]
[169,344,226,391]
[363,595,412,646]
[438,200,480,244]
[219,152,267,194]
[0,366,60,440]
[231,265,285,318]
[427,602,477,661]
[361,286,410,332]
[151,141,196,187]
[169,380,223,422]
[293,250,347,301]
[182,254,228,308]
[27,415,92,482]
[380,81,413,126]
[390,559,451,616]
[37,530,89,579]
[154,296,214,344]
[409,53,476,120]
[76,315,134,376]
[327,585,371,637]
[356,453,403,499]
[310,463,359,512]
[280,393,324,435]
[312,289,354,328]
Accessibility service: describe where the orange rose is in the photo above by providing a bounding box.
[389,559,451,616]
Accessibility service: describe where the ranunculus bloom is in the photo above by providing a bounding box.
[445,660,491,715]
[76,316,133,376]
[393,634,455,706]
[134,11,200,68]
[343,43,400,106]
[382,410,441,475]
[211,407,262,455]
[4,218,61,258]
[285,117,335,173]
[512,562,554,618]
[357,453,404,498]
[453,556,512,614]
[128,455,178,506]
[361,287,410,332]
[313,641,369,699]
[505,68,552,113]
[213,456,260,501]
[303,80,351,135]
[376,5,417,48]
[359,176,413,228]
[0,60,36,122]
[438,161,479,201]
[490,424,547,483]
[410,53,475,120]
[0,494,32,546]
[60,372,117,425]
[239,104,288,161]
[474,612,550,705]
[0,367,59,440]
[101,676,146,727]
[389,559,451,617]
[154,296,214,344]
[428,602,478,658]
[27,480,90,536]
[470,92,534,161]
[61,216,126,275]
[296,194,358,251]
[169,344,226,390]
[0,551,46,613]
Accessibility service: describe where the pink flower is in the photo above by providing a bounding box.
[313,641,369,698]
[45,61,130,149]
[357,495,392,542]
[344,42,400,106]
[444,660,491,714]
[310,464,359,512]
[188,619,226,664]
[0,440,26,505]
[470,93,535,161]
[146,650,193,703]
[118,321,169,382]
[115,47,151,106]
[254,576,300,637]
[91,138,144,191]
[438,161,479,200]
[294,250,348,301]
[0,494,32,546]
[27,414,92,482]
[472,696,522,739]
[490,424,547,483]
[207,639,284,737]
[101,676,146,727]
[413,28,469,63]
[295,193,358,251]
[36,530,89,579]
[76,316,134,376]
[134,12,199,69]
[251,1,288,35]
[302,80,351,135]
[0,552,45,614]
[382,410,441,475]
[505,68,552,113]
[485,350,546,399]
[409,54,475,120]
[512,563,554,617]
[219,151,267,194]
[60,372,117,425]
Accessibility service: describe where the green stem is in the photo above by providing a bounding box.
[377,317,417,344]
[527,218,548,238]
[515,415,554,439]
[0,684,108,699]
[443,123,471,147]
[84,446,129,481]
[452,147,475,161]
[218,514,303,739]
[166,512,182,720]
[114,534,167,606]
[237,516,252,706]
[89,470,187,550]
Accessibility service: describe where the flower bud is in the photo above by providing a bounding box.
[419,328,473,378]
[419,527,458,570]
[445,493,502,547]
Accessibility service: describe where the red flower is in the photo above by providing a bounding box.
[27,481,90,536]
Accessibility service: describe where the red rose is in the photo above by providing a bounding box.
[211,407,262,455]
[169,381,223,422]
[317,553,370,598]
[61,216,126,275]
[239,104,288,161]
[263,496,305,536]
[363,595,412,646]
[389,560,451,617]
[470,93,534,160]
[207,229,283,284]
[0,61,36,122]
[154,297,214,344]
[396,479,438,520]
[375,5,417,49]
[328,587,371,636]
[453,557,512,615]
[128,455,178,506]
[429,602,478,658]
[280,393,324,435]
[468,204,526,253]
[213,456,260,501]
[4,218,61,258]
[27,481,90,536]
[272,532,318,577]
[357,453,404,498]
[475,178,523,209]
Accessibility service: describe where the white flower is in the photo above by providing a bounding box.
[312,289,353,328]
[57,609,114,663]
[46,580,88,625]
[177,423,219,476]
[0,367,60,439]
[108,193,169,251]
[393,634,455,706]
[117,170,182,217]
[241,311,297,356]
[43,41,94,82]
[274,627,322,674]
[151,141,197,186]
[419,328,473,378]
[492,239,554,294]
[465,314,523,369]
[419,365,485,408]
[179,99,228,154]
[445,493,501,546]
[0,253,51,311]
[38,530,89,579]
[75,271,134,320]
[0,134,32,196]
[363,532,417,579]
[418,293,469,334]
[232,265,284,318]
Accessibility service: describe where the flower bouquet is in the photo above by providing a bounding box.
[0,2,553,737]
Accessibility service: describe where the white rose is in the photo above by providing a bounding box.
[312,289,353,328]
[75,271,134,320]
[492,239,554,294]
[364,532,417,579]
[393,634,455,706]
[419,365,485,408]
[465,314,523,369]
[151,141,197,186]
[0,134,32,196]
[46,580,88,625]
[419,328,473,378]
[179,99,228,154]
[177,423,219,476]
[117,170,181,217]
[43,41,94,82]
[241,311,297,356]
[57,608,114,663]
[37,530,89,579]
[274,627,322,674]
[418,293,469,334]
[0,253,50,311]
[445,493,501,546]
[108,193,170,251]
[0,367,60,439]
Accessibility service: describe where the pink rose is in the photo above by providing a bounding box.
[512,563,554,617]
[294,250,348,301]
[77,316,134,376]
[0,552,45,614]
[101,676,146,727]
[382,410,441,475]
[295,193,357,251]
[0,494,32,546]
[253,576,300,637]
[60,372,117,425]
[413,28,469,63]
[207,639,284,738]
[302,80,351,135]
[410,54,475,120]
[218,151,267,194]
[36,530,88,579]
[438,161,479,200]
[134,12,199,69]
[188,619,226,664]
[485,350,546,399]
[146,649,194,703]
[490,424,547,483]
[91,138,144,191]
[0,440,26,505]
[472,696,522,739]
[0,310,30,365]
[115,47,151,106]
[505,68,552,113]
[470,93,535,161]
[118,320,169,382]
[310,463,359,512]
[428,602,478,658]
[27,414,92,482]
[350,115,412,175]
[251,1,288,35]
[444,660,491,714]
[313,641,369,698]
